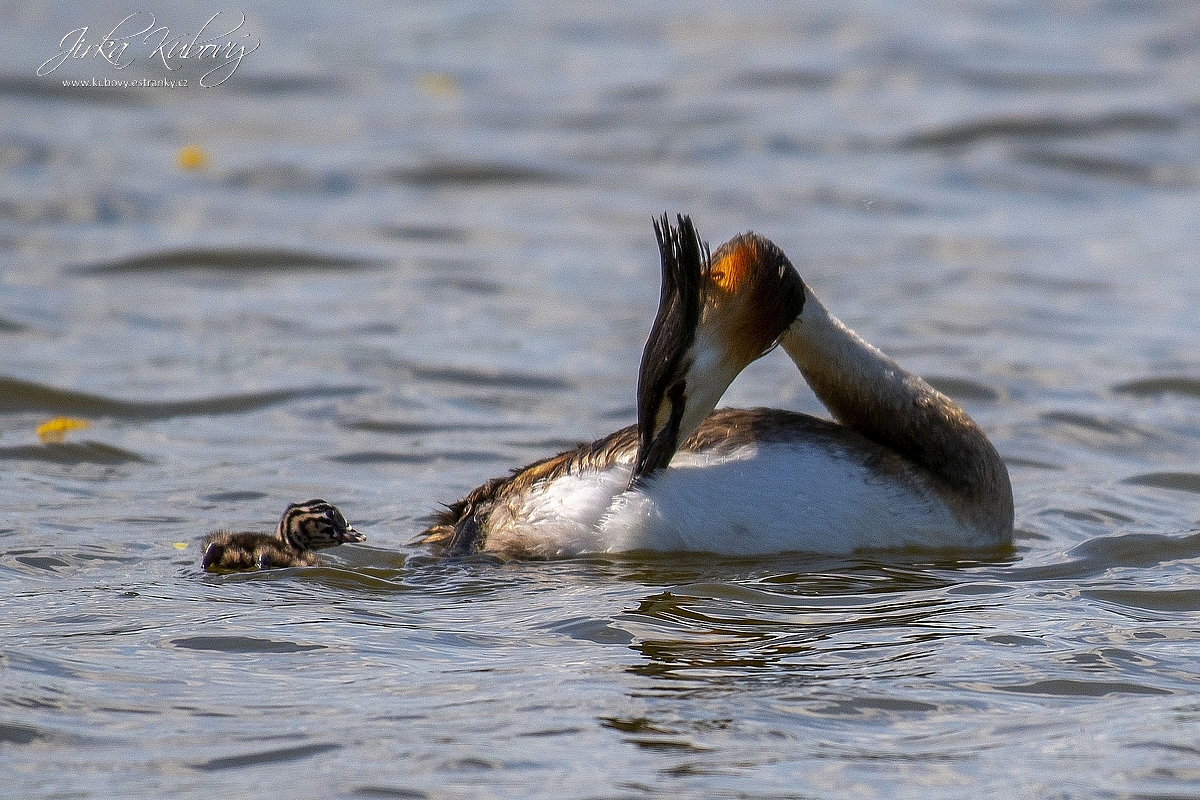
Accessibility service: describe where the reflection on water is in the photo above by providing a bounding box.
[3,0,1200,797]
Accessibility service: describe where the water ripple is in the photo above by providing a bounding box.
[0,315,28,333]
[1019,147,1194,188]
[70,247,383,275]
[383,162,572,188]
[923,376,1002,403]
[901,108,1184,149]
[1040,409,1164,452]
[1083,588,1200,614]
[348,787,430,799]
[226,74,345,95]
[0,375,363,419]
[373,359,575,391]
[0,441,148,465]
[380,224,469,242]
[1123,472,1200,494]
[1114,376,1200,399]
[327,450,503,465]
[992,679,1173,697]
[189,742,341,772]
[0,74,149,104]
[0,135,51,169]
[1005,531,1200,582]
[0,721,95,746]
[728,67,837,91]
[223,163,356,194]
[339,418,521,435]
[170,636,327,653]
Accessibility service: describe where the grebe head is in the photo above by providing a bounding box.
[277,499,364,551]
[630,215,806,486]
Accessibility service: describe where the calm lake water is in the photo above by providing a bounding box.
[3,1,1200,797]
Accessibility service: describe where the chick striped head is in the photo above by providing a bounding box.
[277,500,364,552]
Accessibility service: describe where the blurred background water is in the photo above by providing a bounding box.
[2,1,1200,797]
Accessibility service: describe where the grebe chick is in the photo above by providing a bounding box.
[201,499,363,572]
[418,215,1012,558]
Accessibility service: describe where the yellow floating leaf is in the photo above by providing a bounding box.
[37,417,90,444]
[176,143,209,171]
[417,72,458,97]
[173,542,189,550]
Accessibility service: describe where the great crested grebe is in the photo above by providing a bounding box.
[418,216,1013,558]
[201,499,363,571]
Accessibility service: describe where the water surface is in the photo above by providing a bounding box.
[2,1,1200,797]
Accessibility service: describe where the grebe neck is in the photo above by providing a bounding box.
[779,290,1011,519]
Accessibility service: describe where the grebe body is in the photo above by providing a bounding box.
[419,216,1013,558]
[425,408,992,559]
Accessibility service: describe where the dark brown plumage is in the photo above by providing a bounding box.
[201,499,363,572]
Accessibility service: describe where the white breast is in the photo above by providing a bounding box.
[482,441,998,558]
